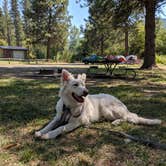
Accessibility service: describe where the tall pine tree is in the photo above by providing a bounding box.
[26,0,70,59]
[3,0,12,45]
[82,0,120,56]
[10,0,23,46]
[0,7,5,40]
[22,0,31,38]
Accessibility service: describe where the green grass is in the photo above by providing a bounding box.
[0,67,166,166]
[156,55,166,65]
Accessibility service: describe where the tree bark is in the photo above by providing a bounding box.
[46,7,52,60]
[7,25,11,46]
[124,28,129,56]
[4,0,11,45]
[100,33,104,56]
[141,0,156,69]
[46,38,51,60]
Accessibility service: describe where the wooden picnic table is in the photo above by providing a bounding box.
[87,59,137,79]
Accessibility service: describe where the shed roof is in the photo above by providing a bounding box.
[0,46,28,51]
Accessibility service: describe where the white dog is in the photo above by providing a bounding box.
[35,69,161,139]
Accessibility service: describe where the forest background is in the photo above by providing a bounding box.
[0,0,166,67]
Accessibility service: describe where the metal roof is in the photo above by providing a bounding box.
[0,46,28,50]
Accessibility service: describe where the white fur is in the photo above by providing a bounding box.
[35,69,161,139]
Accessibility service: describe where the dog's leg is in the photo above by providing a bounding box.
[126,113,161,125]
[35,111,63,137]
[41,122,81,139]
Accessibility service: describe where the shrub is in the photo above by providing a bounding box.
[156,55,166,65]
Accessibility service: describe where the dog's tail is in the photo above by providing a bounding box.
[126,113,161,125]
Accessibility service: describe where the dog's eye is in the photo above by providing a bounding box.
[73,83,79,87]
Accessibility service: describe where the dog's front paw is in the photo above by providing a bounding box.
[35,131,42,137]
[41,133,50,139]
[112,119,123,125]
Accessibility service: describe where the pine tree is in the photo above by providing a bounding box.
[112,0,166,69]
[0,7,5,39]
[82,0,118,56]
[26,0,70,59]
[22,0,31,38]
[68,26,81,60]
[10,0,23,46]
[83,0,166,68]
[3,0,12,45]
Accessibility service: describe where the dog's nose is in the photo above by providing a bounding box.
[83,90,88,96]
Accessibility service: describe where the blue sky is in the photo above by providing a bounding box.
[68,0,89,28]
[68,1,166,28]
[0,0,89,28]
[0,0,165,28]
[160,5,166,18]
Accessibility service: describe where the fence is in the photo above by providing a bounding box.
[0,58,56,64]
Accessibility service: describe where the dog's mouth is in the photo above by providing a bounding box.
[72,93,85,103]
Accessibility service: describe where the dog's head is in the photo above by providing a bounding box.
[59,69,88,104]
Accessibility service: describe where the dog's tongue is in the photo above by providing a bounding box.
[72,93,84,103]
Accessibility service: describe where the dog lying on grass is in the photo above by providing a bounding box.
[35,69,161,139]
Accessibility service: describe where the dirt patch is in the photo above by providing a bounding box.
[0,64,89,79]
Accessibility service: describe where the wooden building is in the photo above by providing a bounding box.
[0,46,28,59]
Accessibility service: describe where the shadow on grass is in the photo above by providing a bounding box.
[0,79,59,126]
[0,78,165,126]
[0,77,165,165]
[12,123,166,165]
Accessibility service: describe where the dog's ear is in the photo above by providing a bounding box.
[61,69,73,82]
[81,73,86,83]
[77,74,82,80]
[77,73,86,82]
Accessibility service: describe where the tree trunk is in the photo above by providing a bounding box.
[11,0,21,46]
[100,33,104,56]
[46,8,52,60]
[141,0,156,69]
[7,25,11,46]
[46,38,51,60]
[4,0,11,45]
[124,28,129,56]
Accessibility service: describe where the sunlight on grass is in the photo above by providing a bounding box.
[0,135,12,147]
[39,83,59,89]
[0,78,14,86]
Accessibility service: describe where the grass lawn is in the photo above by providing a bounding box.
[0,66,166,166]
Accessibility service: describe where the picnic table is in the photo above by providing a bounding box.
[87,59,137,79]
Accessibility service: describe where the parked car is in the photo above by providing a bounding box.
[82,54,104,64]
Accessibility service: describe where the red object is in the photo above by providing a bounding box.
[118,57,127,62]
[105,55,115,60]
